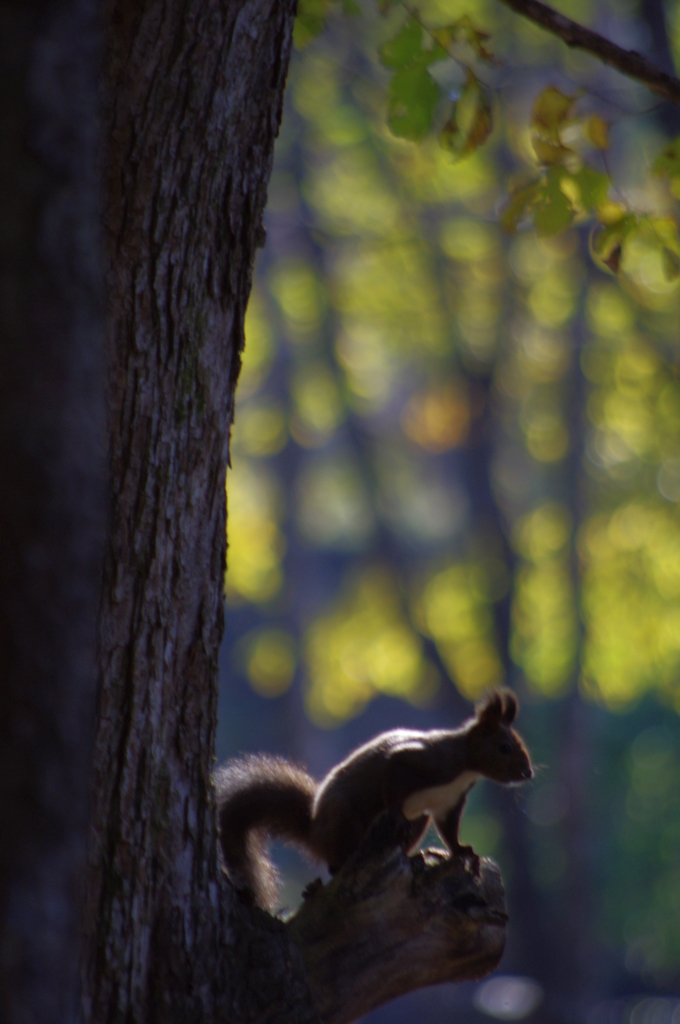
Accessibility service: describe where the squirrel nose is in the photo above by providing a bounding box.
[523,764,533,779]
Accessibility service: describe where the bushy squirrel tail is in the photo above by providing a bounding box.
[214,754,317,912]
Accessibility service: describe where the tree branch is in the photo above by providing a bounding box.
[286,814,507,1024]
[498,0,680,106]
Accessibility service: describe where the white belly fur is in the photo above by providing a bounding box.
[402,771,481,821]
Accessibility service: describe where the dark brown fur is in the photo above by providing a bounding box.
[215,689,532,911]
[215,755,316,910]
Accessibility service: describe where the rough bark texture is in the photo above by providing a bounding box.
[83,1,319,1022]
[0,1,106,1022]
[81,1,513,1021]
[287,816,507,1024]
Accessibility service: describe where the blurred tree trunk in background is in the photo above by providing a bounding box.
[82,2,319,1022]
[0,1,106,1021]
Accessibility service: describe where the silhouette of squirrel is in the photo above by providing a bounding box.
[215,688,532,911]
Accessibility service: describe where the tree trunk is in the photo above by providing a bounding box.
[82,1,320,1021]
[0,1,106,1021]
[79,2,513,1020]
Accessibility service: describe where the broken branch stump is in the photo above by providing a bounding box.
[286,813,508,1024]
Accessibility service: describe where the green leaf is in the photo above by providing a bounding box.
[294,0,333,48]
[387,65,439,140]
[432,16,495,64]
[380,18,423,69]
[500,180,541,232]
[653,138,680,181]
[531,87,577,165]
[556,165,609,218]
[532,136,571,165]
[571,165,609,212]
[663,247,680,282]
[532,87,576,132]
[584,114,609,150]
[589,214,637,275]
[652,139,680,196]
[502,163,607,237]
[294,0,358,44]
[440,72,492,159]
[533,169,574,236]
[380,17,446,69]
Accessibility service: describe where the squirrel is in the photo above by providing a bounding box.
[215,688,532,911]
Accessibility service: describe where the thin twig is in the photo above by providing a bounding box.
[497,0,680,106]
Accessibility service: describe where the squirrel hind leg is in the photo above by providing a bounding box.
[323,813,429,874]
[401,814,430,854]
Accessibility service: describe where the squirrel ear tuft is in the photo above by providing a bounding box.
[501,690,518,724]
[475,688,518,727]
[475,690,504,726]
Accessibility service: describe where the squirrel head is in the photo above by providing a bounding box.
[468,688,533,784]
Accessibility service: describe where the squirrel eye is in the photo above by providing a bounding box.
[500,741,513,755]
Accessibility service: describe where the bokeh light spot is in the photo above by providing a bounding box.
[474,977,544,1020]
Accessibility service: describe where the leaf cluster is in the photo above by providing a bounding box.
[292,0,680,289]
[295,0,493,156]
[378,13,493,156]
[501,87,680,286]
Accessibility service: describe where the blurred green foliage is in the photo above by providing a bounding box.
[223,0,680,989]
[229,0,680,717]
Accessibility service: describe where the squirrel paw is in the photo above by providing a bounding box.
[454,844,481,877]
